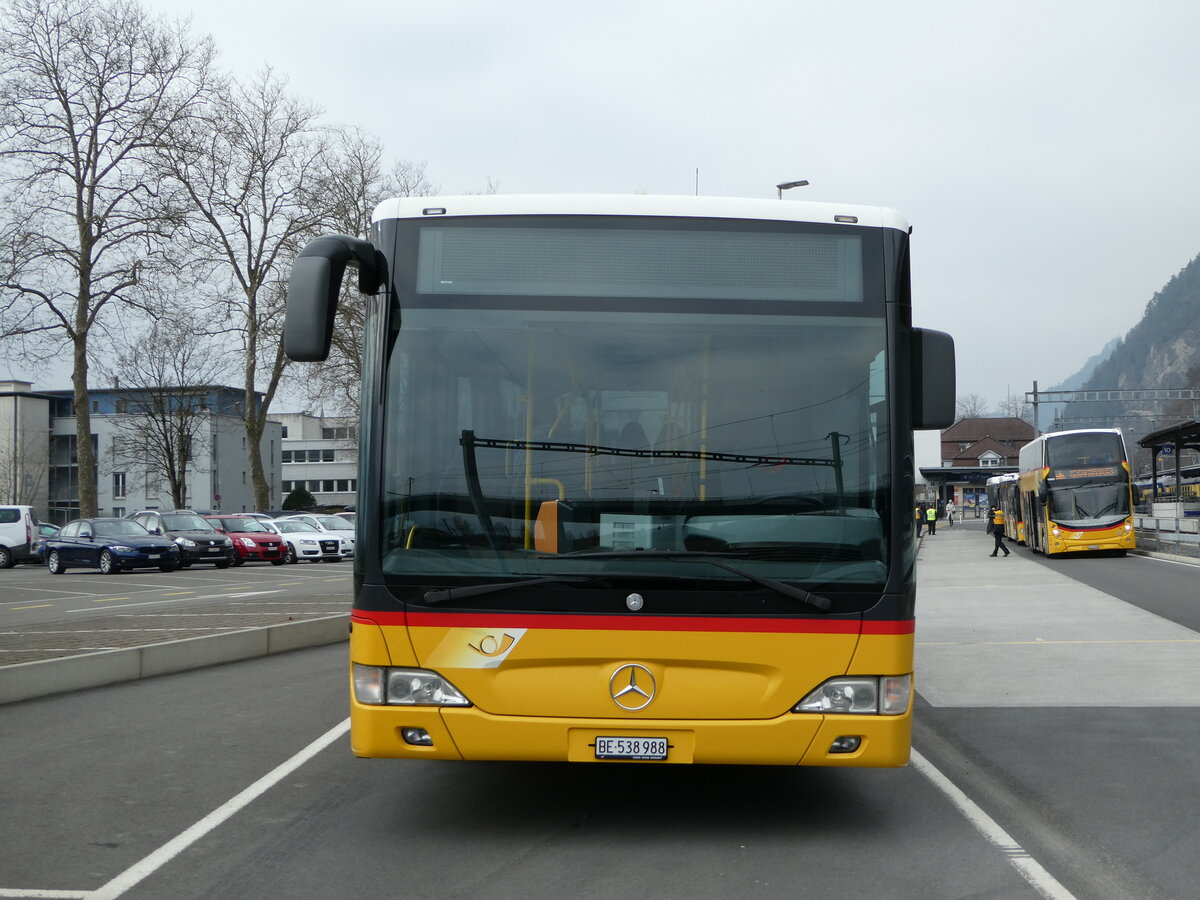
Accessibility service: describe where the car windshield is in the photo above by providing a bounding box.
[216,517,269,533]
[163,513,216,531]
[94,520,151,537]
[316,516,349,530]
[274,521,321,533]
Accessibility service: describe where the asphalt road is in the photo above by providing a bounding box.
[1,523,1197,899]
[0,560,351,664]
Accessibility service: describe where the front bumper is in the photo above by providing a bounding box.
[349,702,912,767]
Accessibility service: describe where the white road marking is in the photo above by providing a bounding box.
[911,749,1078,900]
[63,591,282,612]
[88,718,351,900]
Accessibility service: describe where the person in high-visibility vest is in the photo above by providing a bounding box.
[925,503,937,535]
[990,505,1010,557]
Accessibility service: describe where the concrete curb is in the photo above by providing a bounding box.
[0,614,349,705]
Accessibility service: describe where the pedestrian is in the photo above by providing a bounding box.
[915,504,924,537]
[946,500,956,526]
[989,505,1010,557]
[926,503,937,535]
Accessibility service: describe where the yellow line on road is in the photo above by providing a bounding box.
[162,591,195,596]
[93,597,130,603]
[13,603,53,610]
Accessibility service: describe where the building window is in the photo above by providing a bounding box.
[979,453,1001,467]
[112,507,125,518]
[113,472,127,499]
[282,450,293,463]
[281,426,289,438]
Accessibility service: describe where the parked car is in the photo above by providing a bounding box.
[204,515,287,566]
[44,518,181,574]
[0,504,38,568]
[274,514,355,558]
[127,510,236,568]
[32,522,61,561]
[270,519,343,563]
[334,511,356,526]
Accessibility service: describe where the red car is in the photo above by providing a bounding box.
[204,515,287,566]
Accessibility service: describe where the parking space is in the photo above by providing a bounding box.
[0,561,351,666]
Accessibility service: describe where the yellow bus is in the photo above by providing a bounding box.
[1017,428,1136,556]
[284,194,955,766]
[986,473,1023,544]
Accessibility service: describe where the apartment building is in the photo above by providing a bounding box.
[0,380,282,523]
[275,412,358,510]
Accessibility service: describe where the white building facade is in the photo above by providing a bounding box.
[0,381,53,511]
[275,412,359,511]
[2,383,282,523]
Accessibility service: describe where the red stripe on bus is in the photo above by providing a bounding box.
[353,609,914,636]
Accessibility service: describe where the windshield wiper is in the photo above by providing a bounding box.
[535,550,832,613]
[423,575,590,605]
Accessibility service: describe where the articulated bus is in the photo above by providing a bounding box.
[1017,428,1136,556]
[284,194,954,766]
[986,473,1022,544]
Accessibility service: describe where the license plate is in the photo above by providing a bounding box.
[207,547,220,553]
[148,554,160,559]
[595,736,668,760]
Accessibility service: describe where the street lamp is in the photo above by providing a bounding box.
[776,179,809,199]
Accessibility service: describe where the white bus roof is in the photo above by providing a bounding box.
[1033,428,1123,439]
[372,194,909,231]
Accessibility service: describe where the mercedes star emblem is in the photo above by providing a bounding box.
[609,663,656,710]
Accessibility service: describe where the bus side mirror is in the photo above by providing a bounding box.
[284,235,385,362]
[911,328,956,429]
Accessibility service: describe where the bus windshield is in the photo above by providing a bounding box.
[382,306,890,593]
[1046,432,1124,468]
[1048,480,1131,526]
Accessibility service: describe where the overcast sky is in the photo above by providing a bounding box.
[72,1,1200,408]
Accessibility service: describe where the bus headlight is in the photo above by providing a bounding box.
[793,675,910,716]
[353,664,471,707]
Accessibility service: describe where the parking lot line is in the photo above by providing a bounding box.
[12,604,53,610]
[90,719,351,900]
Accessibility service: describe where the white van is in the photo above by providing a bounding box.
[0,505,38,568]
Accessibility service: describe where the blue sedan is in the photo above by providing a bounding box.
[45,518,181,574]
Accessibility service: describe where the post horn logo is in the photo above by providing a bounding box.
[609,663,656,710]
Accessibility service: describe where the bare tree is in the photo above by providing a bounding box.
[0,0,213,516]
[955,393,989,420]
[162,68,330,509]
[997,391,1031,421]
[299,127,436,415]
[101,312,230,509]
